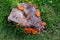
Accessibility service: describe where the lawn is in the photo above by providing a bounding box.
[0,0,60,40]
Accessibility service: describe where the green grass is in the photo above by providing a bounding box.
[0,0,60,40]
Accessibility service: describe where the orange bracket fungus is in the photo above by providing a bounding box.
[8,2,46,34]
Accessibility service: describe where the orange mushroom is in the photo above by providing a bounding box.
[35,9,40,17]
[24,27,37,34]
[32,30,37,34]
[24,27,31,33]
[24,27,29,31]
[17,4,24,10]
[24,27,38,34]
[27,27,32,33]
[31,28,38,34]
[24,27,28,33]
[42,22,46,26]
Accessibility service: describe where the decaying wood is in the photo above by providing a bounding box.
[8,2,45,33]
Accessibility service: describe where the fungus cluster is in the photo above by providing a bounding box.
[8,2,46,34]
